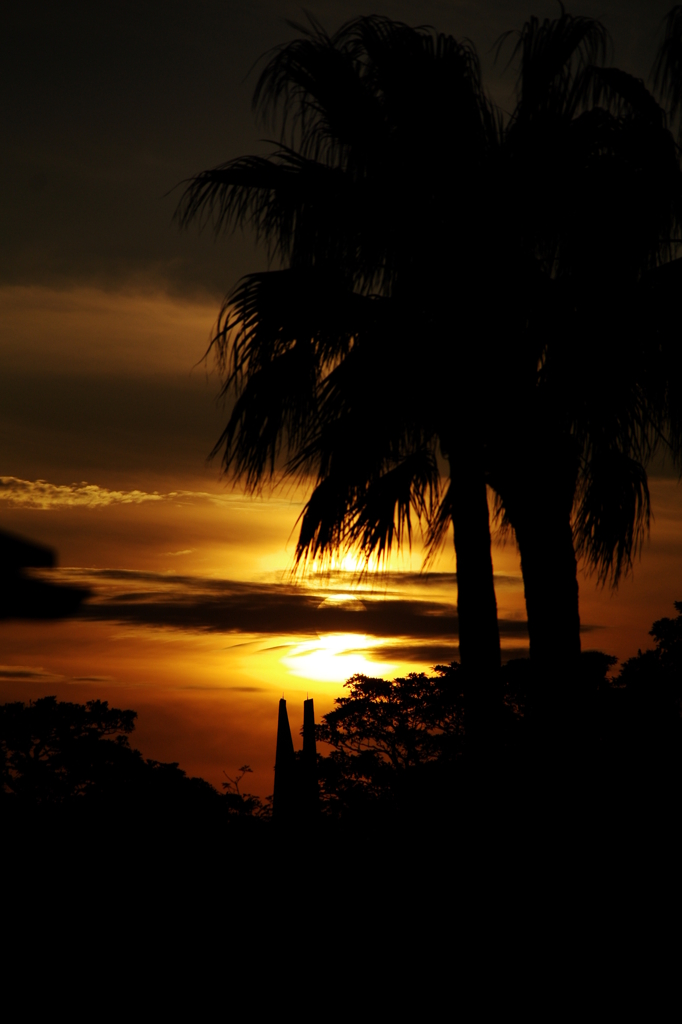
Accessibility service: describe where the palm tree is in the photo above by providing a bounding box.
[178,16,505,680]
[487,8,682,678]
[178,9,682,701]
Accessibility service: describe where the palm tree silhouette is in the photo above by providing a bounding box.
[178,10,682,699]
[178,16,504,680]
[487,8,682,680]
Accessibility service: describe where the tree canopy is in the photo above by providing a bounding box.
[0,696,219,809]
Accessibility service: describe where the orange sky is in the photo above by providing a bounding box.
[1,288,681,797]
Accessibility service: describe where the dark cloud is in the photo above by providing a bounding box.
[352,641,535,667]
[312,569,459,588]
[86,581,459,638]
[181,684,266,692]
[71,675,115,682]
[262,568,523,591]
[0,665,63,681]
[67,565,526,641]
[0,371,224,484]
[57,566,607,646]
[1,0,670,297]
[226,686,266,692]
[345,642,462,665]
[364,632,600,668]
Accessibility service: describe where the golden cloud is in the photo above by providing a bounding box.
[0,476,167,509]
[0,476,302,512]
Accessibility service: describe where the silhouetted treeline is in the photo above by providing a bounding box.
[314,602,682,824]
[5,602,681,835]
[0,696,267,829]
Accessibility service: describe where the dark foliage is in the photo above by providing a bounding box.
[316,664,513,819]
[622,600,682,681]
[653,4,682,125]
[315,601,682,819]
[316,666,464,819]
[222,764,271,818]
[0,696,220,812]
[3,608,681,833]
[610,601,682,755]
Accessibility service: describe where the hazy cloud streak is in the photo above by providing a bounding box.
[0,665,64,681]
[50,566,533,643]
[0,476,301,512]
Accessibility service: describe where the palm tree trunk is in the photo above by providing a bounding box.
[499,457,582,767]
[451,463,501,675]
[511,498,581,771]
[513,506,581,670]
[450,458,502,763]
[493,434,581,673]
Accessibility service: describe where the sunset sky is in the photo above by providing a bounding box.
[2,0,681,797]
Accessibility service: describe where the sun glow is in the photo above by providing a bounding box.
[281,633,397,683]
[334,553,370,574]
[303,547,422,581]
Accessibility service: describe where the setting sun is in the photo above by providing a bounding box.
[281,633,398,683]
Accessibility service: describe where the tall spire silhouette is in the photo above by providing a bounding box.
[272,697,320,822]
[273,698,296,819]
[301,697,319,818]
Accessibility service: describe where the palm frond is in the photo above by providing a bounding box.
[176,150,359,268]
[253,20,381,162]
[499,5,609,120]
[211,268,365,376]
[209,268,382,486]
[653,5,682,122]
[212,343,318,489]
[294,447,440,571]
[423,479,453,564]
[591,66,667,126]
[573,449,651,585]
[349,448,441,562]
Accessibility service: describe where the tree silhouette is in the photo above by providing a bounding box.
[0,696,220,809]
[487,8,682,684]
[314,601,682,820]
[616,600,682,751]
[653,5,682,125]
[315,666,468,820]
[222,764,271,817]
[178,10,682,700]
[177,16,503,683]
